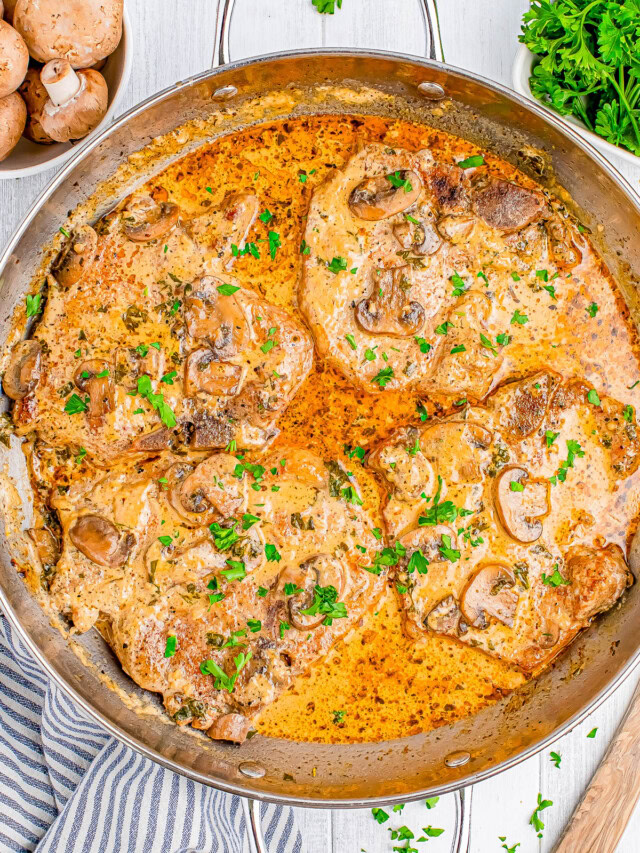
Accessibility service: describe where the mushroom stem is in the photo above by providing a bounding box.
[40,59,81,106]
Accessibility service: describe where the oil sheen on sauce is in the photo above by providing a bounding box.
[43,114,640,743]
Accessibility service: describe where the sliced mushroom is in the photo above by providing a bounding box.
[188,191,259,264]
[167,454,246,522]
[184,348,242,397]
[27,526,60,569]
[355,266,425,336]
[349,170,421,220]
[494,466,549,543]
[3,339,41,400]
[393,216,442,256]
[472,179,546,234]
[207,713,252,744]
[69,514,134,567]
[460,564,518,629]
[52,224,97,286]
[546,220,588,271]
[122,198,180,242]
[114,344,162,390]
[183,276,249,356]
[280,554,346,630]
[74,358,114,428]
[426,594,463,635]
[436,214,477,244]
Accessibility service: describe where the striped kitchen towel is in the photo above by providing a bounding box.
[0,613,303,853]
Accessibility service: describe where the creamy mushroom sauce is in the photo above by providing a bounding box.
[8,114,640,745]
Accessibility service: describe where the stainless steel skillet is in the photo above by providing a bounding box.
[2,1,640,850]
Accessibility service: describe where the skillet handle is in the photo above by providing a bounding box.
[213,0,444,67]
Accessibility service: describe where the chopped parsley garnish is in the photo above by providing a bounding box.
[372,527,382,540]
[415,336,431,354]
[510,481,525,492]
[438,534,460,562]
[300,239,311,255]
[511,272,521,281]
[542,566,570,586]
[418,475,472,527]
[279,620,290,639]
[261,339,277,354]
[552,439,585,484]
[407,549,429,574]
[267,230,281,260]
[312,0,342,13]
[136,374,176,428]
[587,727,598,738]
[536,269,549,282]
[345,333,357,350]
[587,388,601,407]
[364,347,377,361]
[64,393,89,415]
[435,321,454,335]
[545,430,559,447]
[425,797,440,809]
[158,535,173,547]
[164,635,177,658]
[284,582,303,596]
[372,808,389,824]
[221,560,246,582]
[257,586,269,598]
[25,293,42,317]
[265,543,281,562]
[200,650,252,693]
[479,333,498,356]
[160,370,177,384]
[327,256,347,274]
[242,513,260,530]
[543,284,557,300]
[75,447,87,464]
[458,154,484,168]
[341,484,363,505]
[344,444,366,462]
[406,437,420,457]
[332,709,346,724]
[371,366,394,388]
[417,401,429,421]
[386,171,413,192]
[529,793,553,837]
[59,226,71,238]
[624,404,634,422]
[209,520,239,551]
[477,270,488,284]
[259,209,272,223]
[299,584,347,625]
[550,751,561,769]
[217,283,240,295]
[499,837,521,853]
[510,309,529,325]
[587,302,599,317]
[247,619,262,632]
[496,332,512,346]
[450,271,468,296]
[450,344,466,354]
[231,241,260,259]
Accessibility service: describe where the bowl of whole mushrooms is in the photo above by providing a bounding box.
[0,0,131,178]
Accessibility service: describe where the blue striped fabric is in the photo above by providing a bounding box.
[0,614,302,853]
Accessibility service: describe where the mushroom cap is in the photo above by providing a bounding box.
[40,66,107,142]
[460,564,519,629]
[0,19,27,98]
[13,0,123,67]
[349,170,422,220]
[0,87,24,159]
[3,338,41,399]
[18,66,53,144]
[69,513,133,567]
[122,198,180,243]
[52,224,98,286]
[494,465,549,543]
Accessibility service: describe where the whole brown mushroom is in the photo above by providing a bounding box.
[13,0,123,68]
[0,18,28,98]
[39,60,107,142]
[18,66,53,144]
[0,89,26,160]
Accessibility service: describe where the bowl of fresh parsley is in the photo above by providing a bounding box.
[512,0,640,166]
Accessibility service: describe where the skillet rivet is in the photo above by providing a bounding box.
[213,85,238,101]
[444,750,470,768]
[418,81,445,100]
[239,761,266,779]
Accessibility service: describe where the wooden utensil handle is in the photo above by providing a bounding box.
[555,676,640,853]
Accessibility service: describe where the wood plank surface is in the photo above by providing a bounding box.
[3,1,640,851]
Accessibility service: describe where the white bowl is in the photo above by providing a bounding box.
[512,44,640,168]
[0,5,132,179]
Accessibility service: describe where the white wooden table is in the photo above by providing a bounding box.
[2,2,640,851]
